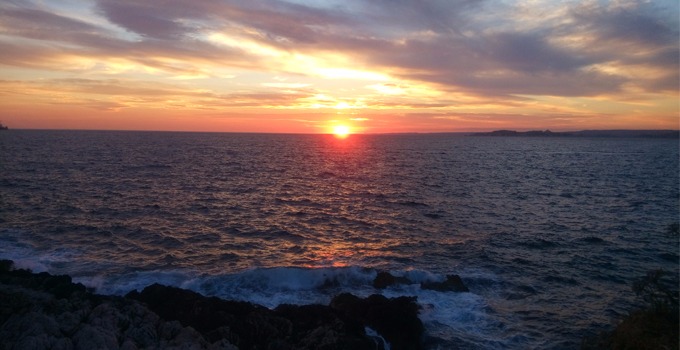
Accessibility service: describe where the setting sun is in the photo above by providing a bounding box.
[332,125,351,138]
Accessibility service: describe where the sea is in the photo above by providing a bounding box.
[1,130,678,349]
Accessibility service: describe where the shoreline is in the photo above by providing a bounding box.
[2,259,678,349]
[0,259,428,350]
[471,129,679,138]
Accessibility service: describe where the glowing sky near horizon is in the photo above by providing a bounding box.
[0,0,678,133]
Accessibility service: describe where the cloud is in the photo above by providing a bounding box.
[570,2,678,48]
[94,0,352,44]
[0,6,105,39]
[96,1,191,40]
[0,77,319,111]
[3,0,674,96]
[0,2,267,76]
[0,0,677,131]
[262,82,311,88]
[484,32,589,73]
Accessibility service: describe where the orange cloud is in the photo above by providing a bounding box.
[0,0,677,132]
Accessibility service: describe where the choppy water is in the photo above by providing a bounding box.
[1,130,678,349]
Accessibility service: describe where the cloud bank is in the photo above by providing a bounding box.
[0,0,677,132]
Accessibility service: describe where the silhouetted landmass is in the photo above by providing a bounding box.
[473,129,679,138]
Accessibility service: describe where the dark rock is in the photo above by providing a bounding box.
[421,275,469,293]
[275,304,375,350]
[373,271,412,289]
[129,283,379,350]
[0,260,234,349]
[39,272,87,299]
[0,263,87,299]
[0,260,428,350]
[0,259,13,272]
[581,309,679,350]
[331,293,424,350]
[127,283,265,345]
[72,323,119,349]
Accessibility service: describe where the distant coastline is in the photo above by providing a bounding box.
[472,129,679,138]
[2,128,679,137]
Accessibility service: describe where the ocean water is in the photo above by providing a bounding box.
[0,130,678,349]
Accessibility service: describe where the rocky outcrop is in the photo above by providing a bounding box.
[373,271,469,293]
[0,260,427,350]
[127,283,378,350]
[420,275,469,293]
[581,309,679,350]
[373,271,411,289]
[580,268,679,350]
[0,260,233,350]
[330,293,424,350]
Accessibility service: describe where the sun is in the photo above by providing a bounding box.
[332,125,351,138]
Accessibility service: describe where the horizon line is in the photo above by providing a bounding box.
[4,127,680,135]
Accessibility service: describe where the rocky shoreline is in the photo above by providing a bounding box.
[4,258,676,349]
[0,260,432,350]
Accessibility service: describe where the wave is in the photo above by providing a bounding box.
[0,241,508,348]
[86,266,509,348]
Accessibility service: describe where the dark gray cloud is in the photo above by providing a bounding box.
[97,1,190,40]
[339,1,678,96]
[95,0,352,44]
[570,3,678,47]
[0,6,100,36]
[348,0,483,37]
[484,33,589,73]
[1,0,677,99]
[0,2,260,74]
[453,70,626,97]
[0,5,113,46]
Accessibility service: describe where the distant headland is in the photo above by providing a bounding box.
[472,129,679,138]
[0,123,8,130]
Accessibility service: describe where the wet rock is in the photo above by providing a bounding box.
[0,311,64,349]
[208,339,239,350]
[130,283,378,350]
[274,303,374,350]
[331,293,424,350]
[127,283,267,346]
[0,259,13,272]
[72,324,119,350]
[374,271,469,293]
[581,309,679,350]
[54,298,92,335]
[0,261,236,349]
[420,275,469,293]
[38,272,87,299]
[373,271,412,289]
[0,264,87,299]
[1,259,430,350]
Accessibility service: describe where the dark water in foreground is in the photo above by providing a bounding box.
[1,130,678,349]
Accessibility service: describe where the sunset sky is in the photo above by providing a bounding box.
[1,0,678,133]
